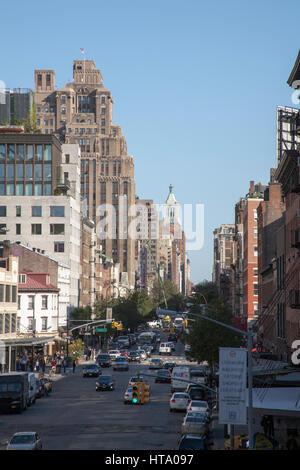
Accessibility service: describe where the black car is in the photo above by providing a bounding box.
[96,354,111,368]
[128,351,141,363]
[155,369,172,383]
[95,375,115,391]
[164,362,176,372]
[178,435,211,450]
[83,364,101,377]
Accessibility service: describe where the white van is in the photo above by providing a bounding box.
[171,366,190,393]
[159,343,172,355]
[28,373,37,406]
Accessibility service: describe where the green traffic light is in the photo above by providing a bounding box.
[132,398,138,403]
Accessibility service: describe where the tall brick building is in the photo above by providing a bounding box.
[34,60,136,288]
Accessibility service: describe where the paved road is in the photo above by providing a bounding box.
[0,334,201,450]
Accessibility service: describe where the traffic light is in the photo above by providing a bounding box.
[141,383,150,404]
[132,383,141,404]
[112,321,118,328]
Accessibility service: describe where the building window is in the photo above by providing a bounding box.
[253,268,258,277]
[41,317,48,331]
[50,224,65,235]
[28,296,34,310]
[0,224,7,234]
[28,318,34,331]
[5,285,10,302]
[16,224,21,235]
[12,286,17,303]
[101,96,106,104]
[42,296,48,309]
[65,154,70,163]
[18,296,21,310]
[254,246,258,257]
[253,209,258,221]
[31,224,42,235]
[254,227,258,239]
[54,242,65,253]
[19,274,26,284]
[101,107,106,115]
[0,284,3,302]
[61,95,66,104]
[253,283,258,296]
[32,206,42,217]
[0,206,6,217]
[50,206,65,217]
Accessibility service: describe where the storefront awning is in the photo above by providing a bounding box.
[0,336,56,347]
[246,387,300,417]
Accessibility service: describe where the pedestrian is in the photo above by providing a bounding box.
[63,358,67,373]
[51,358,56,376]
[35,358,40,372]
[41,357,46,375]
[56,356,62,374]
[72,359,76,374]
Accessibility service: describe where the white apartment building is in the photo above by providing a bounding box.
[17,272,59,335]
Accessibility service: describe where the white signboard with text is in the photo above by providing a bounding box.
[106,308,112,323]
[218,347,247,425]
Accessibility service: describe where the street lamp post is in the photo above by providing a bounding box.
[186,310,254,450]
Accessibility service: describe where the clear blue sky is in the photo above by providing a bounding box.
[1,0,300,283]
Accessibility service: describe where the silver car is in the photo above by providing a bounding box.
[181,411,210,437]
[7,432,42,450]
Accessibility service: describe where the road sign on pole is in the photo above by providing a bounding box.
[218,347,247,425]
[95,328,107,333]
[106,308,112,322]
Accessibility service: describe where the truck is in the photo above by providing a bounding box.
[171,366,190,393]
[0,372,29,413]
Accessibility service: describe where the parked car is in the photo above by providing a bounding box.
[164,362,176,372]
[96,354,111,368]
[113,357,129,371]
[95,375,115,391]
[155,369,172,383]
[7,432,42,450]
[124,386,133,404]
[178,434,211,450]
[149,358,163,370]
[83,364,101,378]
[170,392,190,412]
[168,341,176,351]
[128,351,141,363]
[187,400,210,416]
[181,411,210,437]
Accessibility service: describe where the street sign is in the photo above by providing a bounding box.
[219,347,247,425]
[95,328,107,333]
[106,308,112,322]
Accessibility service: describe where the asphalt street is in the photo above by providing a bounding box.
[0,335,206,450]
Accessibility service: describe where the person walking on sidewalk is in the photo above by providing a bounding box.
[72,359,76,374]
[63,358,67,374]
